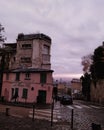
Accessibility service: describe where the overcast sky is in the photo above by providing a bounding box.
[0,0,104,79]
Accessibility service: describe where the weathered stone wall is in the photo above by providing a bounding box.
[10,39,51,70]
[32,39,51,69]
[91,79,104,105]
[16,40,33,68]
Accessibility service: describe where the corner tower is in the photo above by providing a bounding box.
[15,33,51,70]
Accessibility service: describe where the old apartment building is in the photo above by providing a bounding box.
[0,33,54,104]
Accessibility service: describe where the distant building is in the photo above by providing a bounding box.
[0,33,54,104]
[71,78,82,94]
[71,78,82,99]
[57,81,71,96]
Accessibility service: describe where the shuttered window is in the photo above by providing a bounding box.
[25,72,30,80]
[22,88,28,99]
[15,73,20,81]
[40,72,47,84]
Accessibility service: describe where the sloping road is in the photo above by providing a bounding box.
[56,100,104,130]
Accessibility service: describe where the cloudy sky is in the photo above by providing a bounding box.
[0,0,104,79]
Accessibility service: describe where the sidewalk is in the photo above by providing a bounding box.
[0,103,74,130]
[0,113,73,130]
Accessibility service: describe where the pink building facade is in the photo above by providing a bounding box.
[1,33,54,104]
[2,68,53,104]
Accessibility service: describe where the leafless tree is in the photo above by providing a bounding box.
[0,23,6,47]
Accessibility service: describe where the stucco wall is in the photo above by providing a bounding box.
[10,40,33,69]
[2,72,53,104]
[91,79,104,105]
[71,82,82,94]
[32,39,51,69]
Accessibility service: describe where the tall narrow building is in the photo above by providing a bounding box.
[1,33,53,104]
[9,33,51,70]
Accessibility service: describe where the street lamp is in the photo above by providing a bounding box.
[51,80,58,126]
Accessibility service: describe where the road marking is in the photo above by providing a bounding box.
[67,104,103,110]
[73,105,82,109]
[55,105,60,109]
[90,105,100,109]
[29,114,58,122]
[29,109,59,114]
[81,105,91,109]
[67,104,92,109]
[67,106,74,109]
[29,108,61,122]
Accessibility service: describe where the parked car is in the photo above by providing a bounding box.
[72,92,84,100]
[57,95,63,101]
[60,95,73,105]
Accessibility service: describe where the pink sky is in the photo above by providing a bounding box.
[0,0,104,79]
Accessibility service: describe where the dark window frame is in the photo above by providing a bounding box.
[22,44,32,49]
[40,72,47,84]
[15,73,20,81]
[22,88,28,99]
[43,45,50,54]
[25,72,31,80]
[21,57,31,63]
[11,88,19,99]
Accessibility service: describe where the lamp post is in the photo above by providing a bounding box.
[51,80,58,126]
[53,80,58,102]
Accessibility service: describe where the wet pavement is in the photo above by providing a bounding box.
[0,100,104,130]
[0,112,72,130]
[0,103,72,130]
[57,100,104,130]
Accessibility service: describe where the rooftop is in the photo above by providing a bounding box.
[4,68,54,73]
[17,33,51,43]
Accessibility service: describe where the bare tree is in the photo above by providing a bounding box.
[81,54,93,74]
[0,23,6,97]
[0,23,6,47]
[81,54,93,101]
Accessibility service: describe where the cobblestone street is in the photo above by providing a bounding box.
[0,100,104,130]
[57,100,104,130]
[0,112,72,130]
[0,103,72,130]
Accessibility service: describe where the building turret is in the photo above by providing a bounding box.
[12,33,52,70]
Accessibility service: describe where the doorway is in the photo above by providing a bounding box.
[37,90,46,104]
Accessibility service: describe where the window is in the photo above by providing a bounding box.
[15,73,20,81]
[25,72,30,80]
[11,88,19,99]
[22,88,28,99]
[21,57,31,63]
[6,73,9,80]
[43,45,49,54]
[40,72,47,84]
[15,88,19,97]
[11,88,14,98]
[22,44,32,49]
[13,57,15,62]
